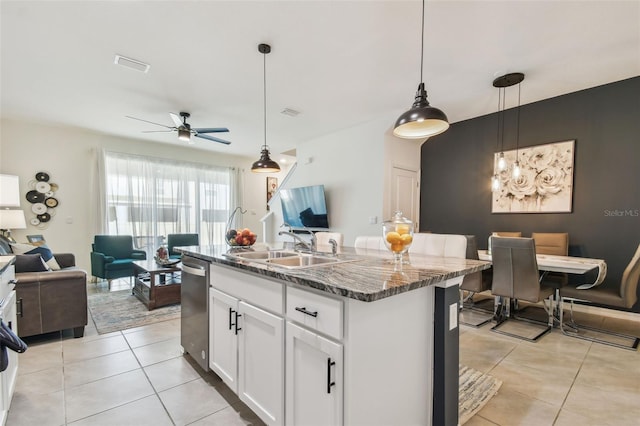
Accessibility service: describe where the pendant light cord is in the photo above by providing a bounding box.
[263,49,267,151]
[420,0,424,83]
[500,87,506,152]
[515,82,521,157]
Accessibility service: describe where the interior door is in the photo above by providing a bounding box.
[391,166,419,230]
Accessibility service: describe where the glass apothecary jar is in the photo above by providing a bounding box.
[382,211,414,263]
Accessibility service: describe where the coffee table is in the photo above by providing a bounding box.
[132,259,181,310]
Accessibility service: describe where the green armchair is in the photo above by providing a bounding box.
[167,233,199,259]
[90,235,147,284]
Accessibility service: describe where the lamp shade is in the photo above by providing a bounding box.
[0,174,21,207]
[251,148,281,173]
[0,209,27,230]
[393,83,449,139]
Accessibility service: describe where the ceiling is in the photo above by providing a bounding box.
[1,1,639,161]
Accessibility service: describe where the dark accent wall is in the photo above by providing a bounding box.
[420,77,640,312]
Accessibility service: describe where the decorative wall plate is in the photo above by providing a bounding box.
[35,172,50,182]
[30,217,40,226]
[35,181,51,193]
[31,203,47,214]
[49,183,59,192]
[26,190,45,203]
[45,197,59,208]
[37,213,51,222]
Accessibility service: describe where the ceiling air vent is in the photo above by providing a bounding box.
[281,108,300,117]
[114,55,150,73]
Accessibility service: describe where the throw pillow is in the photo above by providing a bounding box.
[10,243,61,270]
[14,254,50,273]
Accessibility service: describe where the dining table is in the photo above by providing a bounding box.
[477,249,607,289]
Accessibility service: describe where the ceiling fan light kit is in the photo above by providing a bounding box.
[393,0,449,139]
[252,43,281,173]
[127,111,231,145]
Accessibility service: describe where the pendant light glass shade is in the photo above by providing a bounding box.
[393,0,448,139]
[251,43,281,173]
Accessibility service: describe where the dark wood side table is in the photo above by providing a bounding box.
[132,259,181,310]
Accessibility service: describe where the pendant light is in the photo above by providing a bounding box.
[512,76,523,178]
[491,72,524,181]
[393,0,449,139]
[251,43,281,173]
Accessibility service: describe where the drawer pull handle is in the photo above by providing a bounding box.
[229,307,234,330]
[327,357,336,394]
[17,299,23,318]
[295,307,318,318]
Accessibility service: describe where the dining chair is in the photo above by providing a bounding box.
[490,236,555,341]
[315,232,344,247]
[559,242,640,350]
[167,233,199,259]
[459,235,494,327]
[354,236,386,251]
[493,232,522,237]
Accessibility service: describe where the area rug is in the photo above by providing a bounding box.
[459,364,502,424]
[88,289,181,334]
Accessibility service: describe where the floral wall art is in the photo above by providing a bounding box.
[492,140,575,213]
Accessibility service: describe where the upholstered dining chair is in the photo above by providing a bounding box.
[354,236,386,251]
[315,232,344,247]
[493,232,523,237]
[459,235,494,327]
[167,233,199,259]
[490,236,555,341]
[559,242,640,350]
[532,232,570,289]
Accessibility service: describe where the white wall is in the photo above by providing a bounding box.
[266,117,391,246]
[0,118,290,271]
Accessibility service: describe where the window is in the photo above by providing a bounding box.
[102,151,237,250]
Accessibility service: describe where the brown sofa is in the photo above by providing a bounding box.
[0,237,88,338]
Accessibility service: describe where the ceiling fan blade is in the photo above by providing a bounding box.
[169,112,183,127]
[195,133,231,145]
[193,127,229,134]
[126,115,174,129]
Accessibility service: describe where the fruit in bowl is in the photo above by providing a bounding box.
[226,228,257,247]
[382,211,414,262]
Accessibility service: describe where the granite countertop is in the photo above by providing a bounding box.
[177,244,490,302]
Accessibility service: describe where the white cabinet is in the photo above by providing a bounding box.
[238,301,283,425]
[209,265,284,426]
[0,262,18,426]
[286,321,343,426]
[209,288,239,391]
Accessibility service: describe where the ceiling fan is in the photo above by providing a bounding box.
[126,112,231,145]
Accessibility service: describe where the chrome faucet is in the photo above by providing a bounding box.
[278,229,316,253]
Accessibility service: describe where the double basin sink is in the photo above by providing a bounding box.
[224,249,355,269]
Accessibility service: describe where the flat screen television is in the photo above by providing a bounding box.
[280,184,329,229]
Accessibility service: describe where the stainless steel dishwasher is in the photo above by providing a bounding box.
[180,255,209,372]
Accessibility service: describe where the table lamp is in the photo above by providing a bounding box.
[0,209,27,242]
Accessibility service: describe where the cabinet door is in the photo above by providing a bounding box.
[286,321,343,426]
[209,288,239,393]
[238,301,284,426]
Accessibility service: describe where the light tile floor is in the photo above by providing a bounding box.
[6,282,640,425]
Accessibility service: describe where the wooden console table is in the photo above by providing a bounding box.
[132,259,181,310]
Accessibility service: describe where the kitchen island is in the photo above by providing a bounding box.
[177,243,489,426]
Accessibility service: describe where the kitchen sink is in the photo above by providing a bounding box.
[266,255,340,268]
[224,250,357,269]
[227,250,299,261]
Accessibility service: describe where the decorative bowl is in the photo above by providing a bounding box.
[154,256,180,267]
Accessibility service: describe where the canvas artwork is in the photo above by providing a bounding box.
[492,140,575,213]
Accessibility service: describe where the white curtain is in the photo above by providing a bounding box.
[101,151,235,250]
